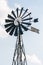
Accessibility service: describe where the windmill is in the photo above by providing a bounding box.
[4,7,39,65]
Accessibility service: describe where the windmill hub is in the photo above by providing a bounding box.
[14,17,22,25]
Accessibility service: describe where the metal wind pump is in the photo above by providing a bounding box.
[4,7,39,65]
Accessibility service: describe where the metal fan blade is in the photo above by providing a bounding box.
[29,26,39,34]
[16,8,19,17]
[22,12,31,19]
[19,24,23,34]
[14,26,18,36]
[11,10,16,18]
[22,22,31,26]
[21,9,28,17]
[21,24,28,31]
[19,7,24,16]
[34,18,38,23]
[8,14,15,20]
[4,23,14,28]
[5,19,14,23]
[6,25,14,32]
[9,26,15,35]
[22,17,32,21]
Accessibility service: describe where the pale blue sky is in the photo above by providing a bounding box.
[0,0,43,65]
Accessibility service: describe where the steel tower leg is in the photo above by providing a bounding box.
[12,35,27,65]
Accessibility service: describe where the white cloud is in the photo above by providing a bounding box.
[26,54,42,65]
[0,1,22,38]
[0,0,11,38]
[0,0,11,24]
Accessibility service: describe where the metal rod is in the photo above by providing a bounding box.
[12,28,27,65]
[18,24,22,65]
